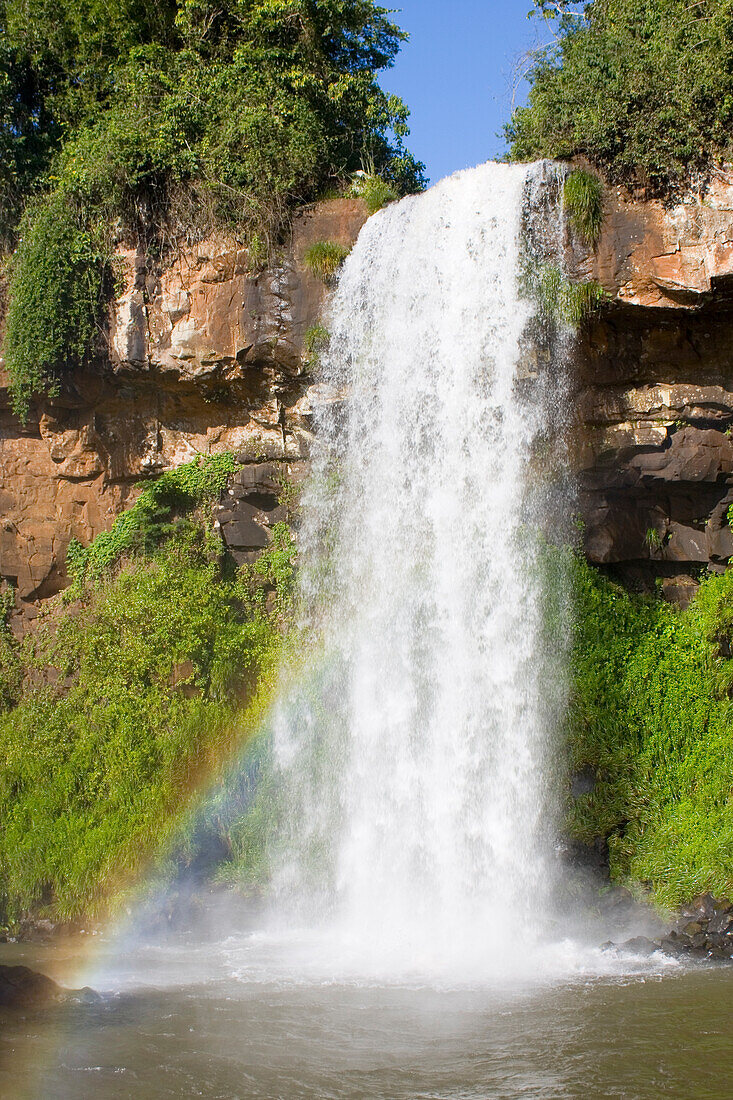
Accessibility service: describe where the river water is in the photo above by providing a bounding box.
[2,936,733,1099]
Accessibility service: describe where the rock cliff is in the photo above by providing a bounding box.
[0,199,368,606]
[571,167,733,601]
[4,173,733,612]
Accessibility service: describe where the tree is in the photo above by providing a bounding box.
[507,0,733,192]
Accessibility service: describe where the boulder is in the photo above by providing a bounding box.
[617,935,660,957]
[0,964,62,1009]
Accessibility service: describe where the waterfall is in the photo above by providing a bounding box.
[270,162,570,978]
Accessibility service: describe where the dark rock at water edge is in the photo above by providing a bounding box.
[0,964,101,1010]
[0,964,62,1009]
[603,893,733,962]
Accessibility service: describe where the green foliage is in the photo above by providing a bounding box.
[508,0,733,191]
[304,239,351,282]
[349,171,399,213]
[0,587,13,626]
[523,262,606,327]
[66,452,240,593]
[303,322,331,367]
[1,1,425,413]
[567,557,733,907]
[276,469,302,521]
[0,512,294,922]
[1,0,424,245]
[239,522,297,622]
[563,169,604,246]
[645,527,664,553]
[3,194,111,420]
[0,587,21,713]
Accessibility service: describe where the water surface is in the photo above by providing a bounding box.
[2,936,731,1099]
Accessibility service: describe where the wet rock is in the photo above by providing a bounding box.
[561,836,610,879]
[618,935,659,956]
[679,892,722,925]
[598,895,733,962]
[0,964,63,1009]
[660,574,699,609]
[682,920,704,936]
[659,935,689,958]
[222,516,270,551]
[570,767,596,799]
[708,911,733,935]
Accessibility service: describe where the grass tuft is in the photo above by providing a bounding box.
[304,240,350,282]
[523,262,606,327]
[563,169,604,247]
[349,173,399,214]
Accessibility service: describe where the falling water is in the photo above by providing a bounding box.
[270,161,570,978]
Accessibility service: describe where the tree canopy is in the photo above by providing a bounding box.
[507,0,733,192]
[0,0,424,241]
[0,0,423,418]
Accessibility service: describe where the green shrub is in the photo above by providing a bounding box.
[523,262,606,327]
[303,322,330,368]
[507,0,733,192]
[563,170,604,246]
[567,556,733,907]
[66,452,240,593]
[0,517,292,922]
[304,240,351,282]
[3,194,111,421]
[349,172,399,214]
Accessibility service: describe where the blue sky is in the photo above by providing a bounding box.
[382,1,551,184]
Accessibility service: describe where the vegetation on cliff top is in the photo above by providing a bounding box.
[0,0,424,240]
[508,0,733,192]
[1,0,424,417]
[568,556,733,908]
[0,454,296,924]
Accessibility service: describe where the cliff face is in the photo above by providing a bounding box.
[0,199,368,604]
[571,169,733,600]
[4,175,733,611]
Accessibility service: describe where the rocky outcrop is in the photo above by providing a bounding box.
[0,964,62,1008]
[569,168,733,597]
[4,171,733,610]
[0,199,367,604]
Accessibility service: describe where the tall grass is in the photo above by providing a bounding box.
[563,169,605,247]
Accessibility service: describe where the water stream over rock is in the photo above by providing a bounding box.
[269,162,570,979]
